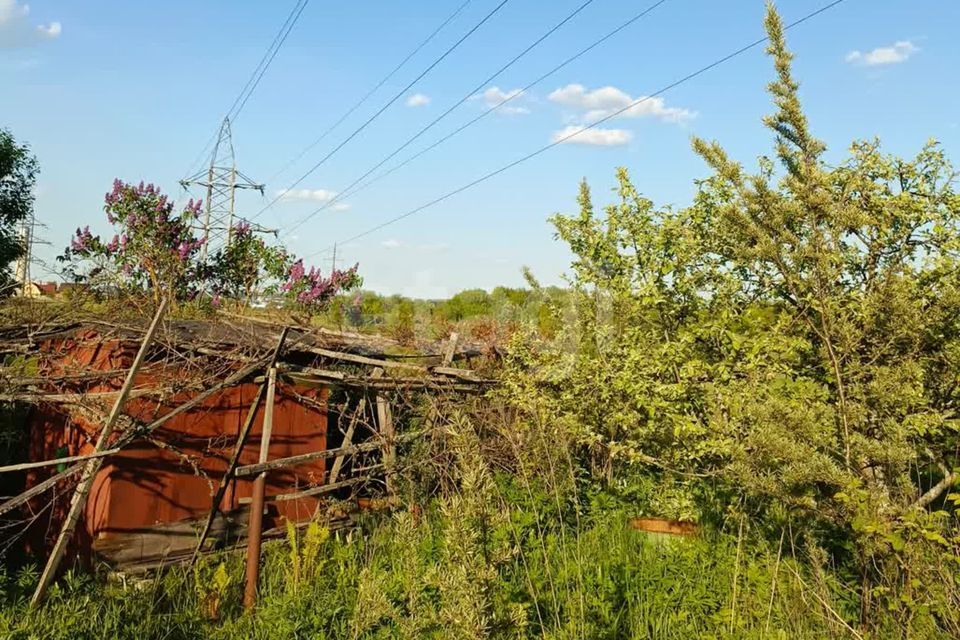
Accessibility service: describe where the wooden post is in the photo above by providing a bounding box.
[442,332,459,366]
[372,368,395,494]
[191,328,289,565]
[30,298,169,607]
[244,366,277,610]
[327,400,363,486]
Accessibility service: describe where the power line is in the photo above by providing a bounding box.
[230,0,311,124]
[266,0,475,185]
[182,0,311,179]
[283,0,670,233]
[279,0,600,238]
[250,0,514,222]
[305,0,848,260]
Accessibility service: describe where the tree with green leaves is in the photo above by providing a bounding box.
[0,129,38,294]
[508,3,960,628]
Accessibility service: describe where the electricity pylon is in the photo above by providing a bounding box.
[180,117,269,260]
[13,210,50,296]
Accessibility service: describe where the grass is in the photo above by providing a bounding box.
[0,495,875,640]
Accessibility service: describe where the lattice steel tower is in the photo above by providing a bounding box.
[180,117,267,259]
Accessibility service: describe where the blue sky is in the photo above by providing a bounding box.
[2,0,958,298]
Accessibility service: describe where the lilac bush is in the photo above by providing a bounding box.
[61,180,206,301]
[282,259,362,308]
[61,179,362,310]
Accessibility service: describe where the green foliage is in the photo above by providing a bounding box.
[504,2,960,627]
[5,6,960,639]
[0,129,37,293]
[209,222,290,305]
[390,296,417,345]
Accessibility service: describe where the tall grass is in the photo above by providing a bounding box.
[0,405,890,639]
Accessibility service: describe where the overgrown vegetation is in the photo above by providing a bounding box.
[2,4,959,638]
[0,128,37,295]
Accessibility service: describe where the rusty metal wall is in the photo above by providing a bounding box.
[24,331,328,559]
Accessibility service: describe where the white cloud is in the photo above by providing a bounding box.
[276,188,337,202]
[331,202,351,212]
[406,93,430,107]
[381,238,402,249]
[0,0,61,49]
[846,40,917,66]
[476,86,530,115]
[551,125,632,147]
[548,83,695,124]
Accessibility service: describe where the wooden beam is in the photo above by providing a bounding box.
[328,400,364,485]
[442,332,459,366]
[0,388,162,405]
[0,448,121,474]
[428,366,480,381]
[0,464,83,518]
[244,366,277,610]
[298,344,426,372]
[190,327,289,566]
[238,474,375,504]
[31,297,169,608]
[233,432,422,477]
[374,369,396,495]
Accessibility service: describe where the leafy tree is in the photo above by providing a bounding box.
[508,3,960,621]
[0,129,38,293]
[439,288,492,322]
[209,222,290,305]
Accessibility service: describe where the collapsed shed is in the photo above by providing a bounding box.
[0,312,492,583]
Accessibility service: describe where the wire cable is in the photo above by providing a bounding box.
[250,0,514,221]
[283,0,669,233]
[304,0,848,260]
[182,0,310,178]
[278,0,600,238]
[231,0,310,123]
[266,0,475,185]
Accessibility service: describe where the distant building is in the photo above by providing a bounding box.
[14,281,88,299]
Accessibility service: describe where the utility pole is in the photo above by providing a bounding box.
[180,117,270,260]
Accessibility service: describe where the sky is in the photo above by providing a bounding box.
[2,0,958,298]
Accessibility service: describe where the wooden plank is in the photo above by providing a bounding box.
[0,448,121,474]
[94,507,249,570]
[374,370,395,495]
[190,327,290,566]
[442,332,459,366]
[429,366,480,380]
[0,388,161,405]
[299,344,426,372]
[31,297,169,607]
[0,464,83,518]
[328,400,365,485]
[238,474,375,504]
[233,431,422,477]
